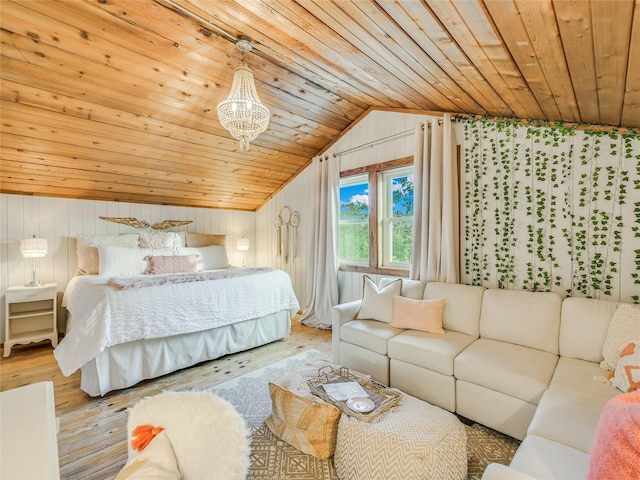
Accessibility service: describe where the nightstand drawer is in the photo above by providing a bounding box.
[6,286,56,303]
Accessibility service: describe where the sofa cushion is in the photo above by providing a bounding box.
[356,276,402,323]
[388,329,476,376]
[509,435,591,480]
[550,357,620,401]
[560,297,620,362]
[455,338,558,404]
[479,289,562,354]
[389,296,445,333]
[340,320,403,355]
[423,282,484,337]
[527,387,613,453]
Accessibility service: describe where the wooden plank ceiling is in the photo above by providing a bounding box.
[1,0,639,211]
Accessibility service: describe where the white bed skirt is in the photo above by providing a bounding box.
[79,310,291,396]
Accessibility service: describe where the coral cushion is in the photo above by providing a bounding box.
[390,296,445,333]
[587,391,640,480]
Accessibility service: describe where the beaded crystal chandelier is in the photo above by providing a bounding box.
[217,37,270,151]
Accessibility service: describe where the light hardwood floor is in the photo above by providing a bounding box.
[0,321,333,480]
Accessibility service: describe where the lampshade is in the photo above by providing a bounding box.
[217,38,270,151]
[237,237,250,251]
[20,237,48,258]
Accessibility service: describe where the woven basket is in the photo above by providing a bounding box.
[265,381,341,459]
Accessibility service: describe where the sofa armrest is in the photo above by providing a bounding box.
[331,299,362,364]
[481,463,537,480]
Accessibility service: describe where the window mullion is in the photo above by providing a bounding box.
[368,170,378,270]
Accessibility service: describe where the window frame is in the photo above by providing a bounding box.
[379,165,414,269]
[339,156,414,277]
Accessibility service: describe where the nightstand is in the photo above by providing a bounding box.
[4,283,57,357]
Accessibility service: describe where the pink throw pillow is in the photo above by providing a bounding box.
[389,296,445,333]
[145,254,198,275]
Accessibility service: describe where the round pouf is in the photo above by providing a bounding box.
[334,393,467,480]
[126,390,250,480]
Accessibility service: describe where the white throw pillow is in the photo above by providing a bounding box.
[76,233,140,275]
[601,304,640,371]
[115,430,180,480]
[355,275,402,323]
[176,246,229,270]
[98,246,174,276]
[77,233,140,247]
[609,341,640,393]
[138,231,185,249]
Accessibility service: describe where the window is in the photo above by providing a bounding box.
[339,157,414,275]
[339,174,369,265]
[380,166,414,267]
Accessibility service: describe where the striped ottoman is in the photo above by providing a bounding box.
[334,393,467,480]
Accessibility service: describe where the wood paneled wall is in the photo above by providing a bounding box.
[0,194,256,342]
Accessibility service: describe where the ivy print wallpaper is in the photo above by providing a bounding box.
[459,118,640,304]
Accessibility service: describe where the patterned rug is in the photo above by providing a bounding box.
[209,349,520,480]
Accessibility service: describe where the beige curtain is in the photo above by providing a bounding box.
[410,113,459,282]
[300,154,340,329]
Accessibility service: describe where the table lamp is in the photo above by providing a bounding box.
[21,235,48,286]
[237,236,249,267]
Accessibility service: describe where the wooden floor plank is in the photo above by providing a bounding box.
[0,321,332,479]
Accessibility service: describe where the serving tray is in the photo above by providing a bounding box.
[307,366,402,422]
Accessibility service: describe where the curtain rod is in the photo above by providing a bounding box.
[332,118,443,157]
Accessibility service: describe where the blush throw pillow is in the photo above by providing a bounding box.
[601,304,640,371]
[146,254,199,275]
[115,430,180,480]
[390,296,446,333]
[355,275,402,323]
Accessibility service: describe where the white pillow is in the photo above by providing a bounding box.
[601,304,640,371]
[176,246,229,270]
[98,246,174,277]
[138,231,185,249]
[355,275,402,323]
[77,233,139,247]
[115,430,180,480]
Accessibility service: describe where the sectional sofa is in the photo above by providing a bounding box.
[332,277,637,479]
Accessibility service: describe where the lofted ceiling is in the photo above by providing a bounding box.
[1,0,639,211]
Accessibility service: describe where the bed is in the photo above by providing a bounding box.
[53,232,300,396]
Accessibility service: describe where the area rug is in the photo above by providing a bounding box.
[208,349,520,480]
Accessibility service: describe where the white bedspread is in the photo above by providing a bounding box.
[54,268,299,376]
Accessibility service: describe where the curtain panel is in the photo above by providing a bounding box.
[410,114,459,283]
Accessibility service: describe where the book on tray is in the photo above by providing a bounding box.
[321,381,369,401]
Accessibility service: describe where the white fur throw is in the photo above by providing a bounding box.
[127,391,250,480]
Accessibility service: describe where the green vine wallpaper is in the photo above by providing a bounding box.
[459,118,640,304]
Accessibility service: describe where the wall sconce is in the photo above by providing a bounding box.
[20,235,48,286]
[237,236,249,267]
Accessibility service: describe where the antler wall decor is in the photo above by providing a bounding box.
[99,217,193,230]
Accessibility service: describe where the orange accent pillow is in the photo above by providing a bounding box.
[390,296,446,333]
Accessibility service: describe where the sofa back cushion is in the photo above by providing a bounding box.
[560,297,620,362]
[480,289,562,354]
[423,282,485,337]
